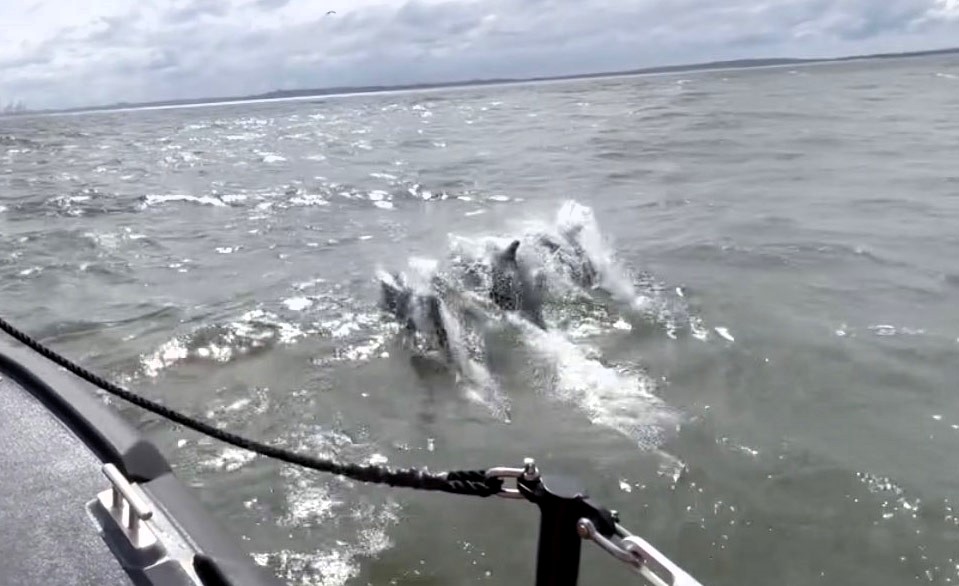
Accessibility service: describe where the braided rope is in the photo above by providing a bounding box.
[0,316,503,497]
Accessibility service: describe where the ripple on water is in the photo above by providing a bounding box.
[139,309,313,378]
[2,62,959,586]
[250,425,401,586]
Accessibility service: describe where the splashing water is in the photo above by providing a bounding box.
[373,200,702,446]
[506,313,680,450]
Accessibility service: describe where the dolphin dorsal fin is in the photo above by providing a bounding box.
[502,240,520,263]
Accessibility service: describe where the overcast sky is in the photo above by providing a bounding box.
[2,0,959,110]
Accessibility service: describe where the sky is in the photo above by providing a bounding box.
[2,0,959,110]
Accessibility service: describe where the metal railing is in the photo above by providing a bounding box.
[489,459,705,586]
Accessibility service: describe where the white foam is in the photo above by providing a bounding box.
[139,309,311,377]
[514,315,675,450]
[373,200,394,210]
[255,546,368,586]
[280,456,346,528]
[408,186,435,200]
[868,324,925,337]
[367,453,388,466]
[238,309,309,344]
[869,324,897,336]
[714,327,735,342]
[408,257,439,276]
[224,133,260,141]
[224,398,252,412]
[288,194,329,207]
[689,316,709,341]
[337,334,390,363]
[284,483,338,526]
[142,338,190,377]
[293,277,327,291]
[320,312,380,339]
[203,447,256,472]
[566,320,608,339]
[261,154,286,163]
[248,425,402,584]
[194,344,233,362]
[142,194,227,208]
[283,297,313,311]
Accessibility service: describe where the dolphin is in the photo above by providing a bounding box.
[489,240,547,329]
[378,271,453,362]
[536,225,599,290]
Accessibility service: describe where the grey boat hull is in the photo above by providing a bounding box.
[0,335,283,586]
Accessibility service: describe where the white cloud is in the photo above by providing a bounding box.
[2,0,958,110]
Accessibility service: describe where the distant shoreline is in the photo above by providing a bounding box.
[9,45,959,117]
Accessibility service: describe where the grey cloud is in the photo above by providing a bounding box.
[164,0,229,23]
[0,51,53,71]
[811,0,932,40]
[3,0,959,110]
[255,0,294,9]
[86,16,130,44]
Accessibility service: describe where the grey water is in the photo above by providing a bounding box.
[3,53,959,586]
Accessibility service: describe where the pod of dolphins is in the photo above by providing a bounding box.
[377,223,599,365]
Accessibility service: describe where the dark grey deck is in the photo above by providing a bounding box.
[0,372,133,585]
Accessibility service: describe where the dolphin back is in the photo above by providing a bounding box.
[489,240,548,329]
[378,271,411,321]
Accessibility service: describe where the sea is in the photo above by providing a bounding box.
[3,53,959,586]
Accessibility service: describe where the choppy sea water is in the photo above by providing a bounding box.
[3,53,959,585]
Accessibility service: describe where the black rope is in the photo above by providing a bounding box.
[0,315,503,497]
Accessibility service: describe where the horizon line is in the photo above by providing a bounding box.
[10,43,959,117]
